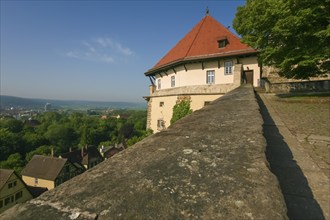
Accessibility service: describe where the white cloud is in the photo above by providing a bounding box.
[95,37,113,48]
[82,41,96,53]
[64,37,133,64]
[95,37,133,56]
[116,43,133,56]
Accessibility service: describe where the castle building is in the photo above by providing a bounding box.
[144,12,260,132]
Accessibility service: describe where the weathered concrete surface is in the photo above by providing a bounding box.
[1,85,287,220]
[257,93,329,220]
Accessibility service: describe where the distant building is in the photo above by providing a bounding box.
[21,155,84,190]
[144,12,260,132]
[0,169,33,213]
[44,103,51,112]
[61,146,104,169]
[99,144,125,159]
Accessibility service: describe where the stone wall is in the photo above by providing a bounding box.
[1,85,288,220]
[262,78,330,93]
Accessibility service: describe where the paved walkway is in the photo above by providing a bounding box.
[257,93,330,220]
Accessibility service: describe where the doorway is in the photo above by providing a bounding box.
[243,70,254,85]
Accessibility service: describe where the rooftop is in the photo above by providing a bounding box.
[21,155,67,181]
[145,14,257,76]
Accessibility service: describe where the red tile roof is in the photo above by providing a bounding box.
[145,15,257,76]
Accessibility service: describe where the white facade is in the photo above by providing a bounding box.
[155,58,260,91]
[146,57,260,132]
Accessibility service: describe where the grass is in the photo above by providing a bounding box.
[276,92,330,99]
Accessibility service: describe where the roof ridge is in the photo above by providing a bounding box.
[185,15,207,58]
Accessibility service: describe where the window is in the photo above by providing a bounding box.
[157,79,161,90]
[8,182,13,189]
[35,178,38,185]
[225,61,233,75]
[0,200,3,208]
[13,181,17,187]
[218,39,228,48]
[157,119,165,130]
[15,191,23,200]
[204,101,211,106]
[171,76,175,87]
[159,102,164,107]
[206,70,215,84]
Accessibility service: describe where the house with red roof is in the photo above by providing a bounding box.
[144,11,260,132]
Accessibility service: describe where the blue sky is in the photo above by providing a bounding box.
[1,0,245,103]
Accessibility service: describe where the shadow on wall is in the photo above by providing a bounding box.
[256,93,325,220]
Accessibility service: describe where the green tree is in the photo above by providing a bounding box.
[0,118,24,133]
[25,145,52,162]
[233,0,330,79]
[171,100,192,124]
[126,129,153,147]
[0,128,24,161]
[0,153,25,174]
[23,132,48,152]
[45,124,77,151]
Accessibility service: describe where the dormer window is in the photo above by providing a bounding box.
[217,36,229,48]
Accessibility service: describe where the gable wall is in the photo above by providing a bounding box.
[56,162,84,186]
[22,176,54,190]
[0,173,33,213]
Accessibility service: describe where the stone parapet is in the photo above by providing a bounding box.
[150,83,239,97]
[1,85,287,220]
[262,78,330,93]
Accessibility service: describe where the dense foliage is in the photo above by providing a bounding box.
[170,100,192,124]
[0,110,151,174]
[233,0,330,79]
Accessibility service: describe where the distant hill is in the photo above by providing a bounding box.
[0,95,146,110]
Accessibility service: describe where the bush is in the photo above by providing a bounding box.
[171,100,192,124]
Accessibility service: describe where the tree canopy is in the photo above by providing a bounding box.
[0,110,151,174]
[233,0,330,79]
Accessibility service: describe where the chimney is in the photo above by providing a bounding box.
[81,147,84,157]
[51,148,54,157]
[69,147,72,152]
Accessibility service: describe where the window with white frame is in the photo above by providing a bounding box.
[224,61,233,75]
[171,75,175,87]
[157,79,161,89]
[206,70,215,84]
